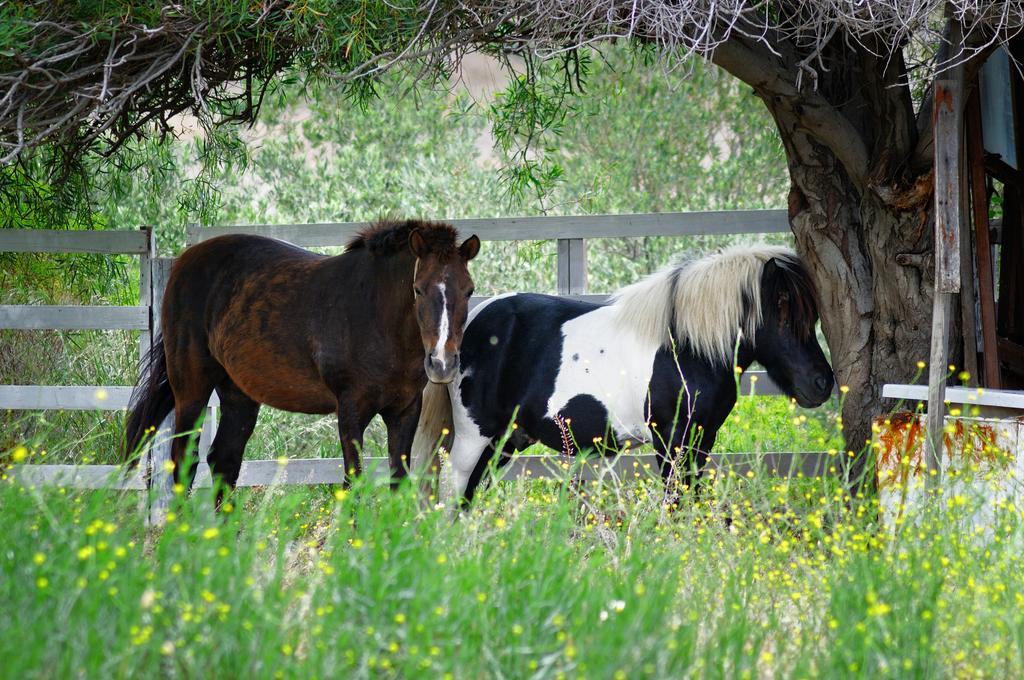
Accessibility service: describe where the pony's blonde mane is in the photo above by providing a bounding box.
[610,245,799,365]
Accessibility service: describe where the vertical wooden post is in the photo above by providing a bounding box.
[957,212,979,386]
[199,399,219,460]
[136,227,154,516]
[966,85,1002,388]
[186,222,201,248]
[934,81,962,293]
[557,238,588,295]
[137,226,155,367]
[150,257,172,343]
[147,410,176,526]
[927,67,964,480]
[957,130,979,386]
[146,256,175,525]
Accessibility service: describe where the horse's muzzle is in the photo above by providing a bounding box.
[425,352,459,384]
[795,371,834,408]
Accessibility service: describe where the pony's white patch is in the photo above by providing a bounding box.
[442,293,518,498]
[545,305,664,443]
[610,244,797,365]
[446,367,492,496]
[434,281,449,370]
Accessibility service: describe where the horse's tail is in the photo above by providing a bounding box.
[123,335,175,465]
[411,382,454,496]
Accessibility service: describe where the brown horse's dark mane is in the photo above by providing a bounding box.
[346,219,459,257]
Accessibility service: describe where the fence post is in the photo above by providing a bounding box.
[199,399,219,459]
[137,226,154,367]
[145,256,176,525]
[136,227,154,518]
[926,63,964,482]
[557,238,588,295]
[186,222,201,248]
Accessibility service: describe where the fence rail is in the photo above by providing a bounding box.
[9,449,835,493]
[188,210,791,299]
[0,305,150,330]
[0,386,135,410]
[0,228,150,254]
[190,209,790,245]
[3,212,837,524]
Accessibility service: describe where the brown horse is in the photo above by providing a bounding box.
[125,219,480,498]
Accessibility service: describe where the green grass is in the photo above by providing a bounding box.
[3,458,1024,678]
[716,395,842,454]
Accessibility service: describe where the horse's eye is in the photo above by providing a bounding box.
[413,286,425,297]
[465,289,475,299]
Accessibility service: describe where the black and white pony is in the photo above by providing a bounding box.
[412,245,834,506]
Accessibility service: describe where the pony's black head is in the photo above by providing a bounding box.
[350,219,480,383]
[752,257,834,407]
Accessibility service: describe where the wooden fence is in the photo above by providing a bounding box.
[3,211,835,522]
[1,227,155,408]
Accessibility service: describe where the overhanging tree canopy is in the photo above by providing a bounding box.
[2,2,1017,163]
[3,1,1023,487]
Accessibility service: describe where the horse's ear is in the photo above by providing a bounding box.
[764,259,791,308]
[459,235,481,261]
[409,229,428,258]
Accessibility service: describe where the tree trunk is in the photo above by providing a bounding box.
[710,33,949,493]
[785,157,934,491]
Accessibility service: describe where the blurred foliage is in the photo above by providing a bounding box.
[543,48,789,291]
[191,46,788,292]
[0,0,434,213]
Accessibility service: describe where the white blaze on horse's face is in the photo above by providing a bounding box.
[434,280,450,372]
[409,230,478,385]
[417,264,461,384]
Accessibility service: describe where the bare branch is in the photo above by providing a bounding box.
[711,35,871,191]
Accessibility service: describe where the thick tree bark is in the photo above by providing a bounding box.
[712,33,941,492]
[786,154,933,490]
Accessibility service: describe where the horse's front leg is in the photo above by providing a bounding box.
[336,395,374,488]
[383,396,422,491]
[655,428,714,511]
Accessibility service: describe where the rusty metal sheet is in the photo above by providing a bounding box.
[875,411,1022,529]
